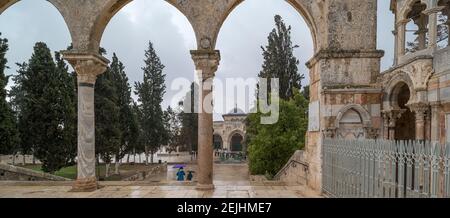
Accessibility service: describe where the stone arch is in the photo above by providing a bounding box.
[90,0,197,53]
[217,0,319,51]
[226,130,245,152]
[399,0,429,22]
[335,105,372,139]
[0,0,19,14]
[335,104,372,129]
[384,72,416,110]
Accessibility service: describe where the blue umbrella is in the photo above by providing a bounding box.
[173,164,186,169]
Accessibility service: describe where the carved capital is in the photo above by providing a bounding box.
[364,127,379,139]
[191,50,221,79]
[382,110,405,128]
[408,102,430,121]
[406,61,434,91]
[62,52,109,84]
[323,128,337,138]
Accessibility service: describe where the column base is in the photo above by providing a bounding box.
[196,183,215,191]
[70,177,98,192]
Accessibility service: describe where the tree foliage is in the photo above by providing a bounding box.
[0,33,19,155]
[11,42,76,172]
[246,90,308,177]
[247,15,309,178]
[178,82,198,152]
[135,41,167,163]
[258,15,303,100]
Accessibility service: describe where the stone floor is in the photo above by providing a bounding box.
[0,164,321,198]
[0,182,320,198]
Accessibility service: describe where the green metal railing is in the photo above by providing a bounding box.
[322,139,450,198]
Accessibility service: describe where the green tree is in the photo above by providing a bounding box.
[164,106,181,153]
[135,41,167,164]
[258,15,303,100]
[110,53,137,174]
[11,42,76,172]
[0,33,19,155]
[179,82,198,152]
[95,53,121,177]
[246,90,308,178]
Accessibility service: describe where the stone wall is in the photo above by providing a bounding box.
[0,163,70,181]
[274,151,309,185]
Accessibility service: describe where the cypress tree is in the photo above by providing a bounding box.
[95,52,121,177]
[0,33,19,155]
[135,41,166,164]
[110,53,137,174]
[179,82,198,152]
[258,15,303,100]
[12,42,76,172]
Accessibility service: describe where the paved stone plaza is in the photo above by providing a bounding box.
[0,182,319,198]
[0,164,321,198]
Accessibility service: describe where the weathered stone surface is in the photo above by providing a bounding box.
[0,163,70,181]
[6,0,447,194]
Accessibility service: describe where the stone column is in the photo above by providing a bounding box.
[191,50,220,190]
[382,111,390,140]
[397,21,407,56]
[414,14,428,50]
[424,8,440,49]
[385,110,405,140]
[392,30,399,65]
[446,13,450,47]
[430,102,441,142]
[63,53,108,192]
[425,109,432,141]
[409,103,430,141]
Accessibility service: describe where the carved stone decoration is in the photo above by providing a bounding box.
[200,37,212,50]
[406,61,434,91]
[323,128,337,139]
[364,127,380,139]
[191,50,220,80]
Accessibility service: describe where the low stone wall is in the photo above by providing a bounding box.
[0,155,41,165]
[274,150,309,185]
[123,164,167,181]
[0,163,71,181]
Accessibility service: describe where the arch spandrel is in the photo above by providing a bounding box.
[0,0,19,14]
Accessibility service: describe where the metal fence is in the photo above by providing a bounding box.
[322,139,450,198]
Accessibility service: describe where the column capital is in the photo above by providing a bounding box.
[191,50,221,79]
[408,102,430,113]
[396,19,409,26]
[382,109,405,127]
[62,51,109,84]
[323,127,337,138]
[430,101,441,109]
[408,102,430,121]
[364,127,379,139]
[423,7,446,15]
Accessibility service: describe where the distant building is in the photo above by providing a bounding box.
[213,107,247,152]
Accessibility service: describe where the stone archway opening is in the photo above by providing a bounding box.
[215,0,315,114]
[0,0,72,76]
[391,82,416,141]
[0,0,72,167]
[230,133,244,152]
[98,0,197,164]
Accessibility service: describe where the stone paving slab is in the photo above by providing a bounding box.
[0,183,321,198]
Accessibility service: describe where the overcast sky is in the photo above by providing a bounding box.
[0,0,394,120]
